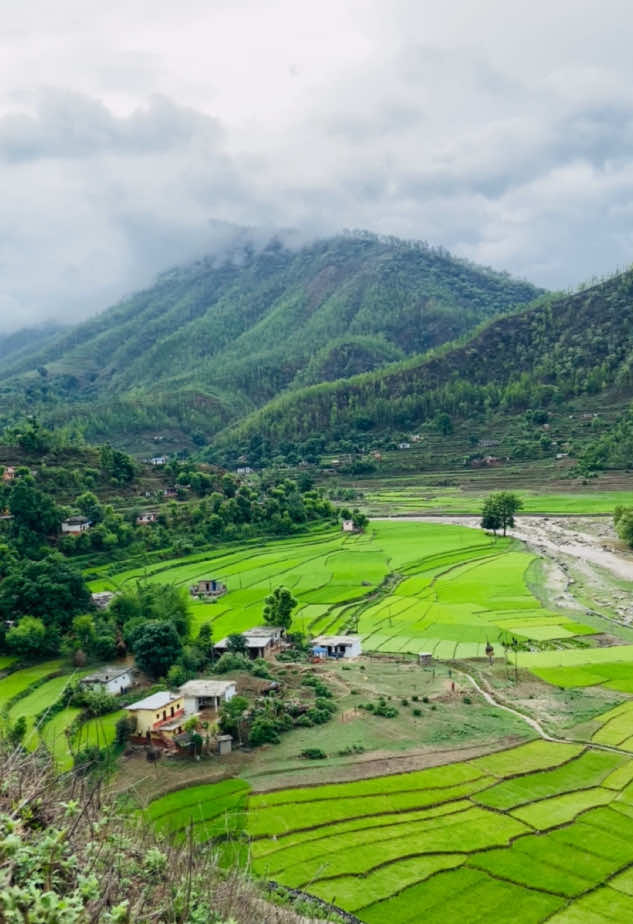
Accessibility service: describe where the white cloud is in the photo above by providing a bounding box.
[1,1,633,331]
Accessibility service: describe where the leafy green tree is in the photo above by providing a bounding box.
[481,492,523,537]
[481,496,502,535]
[6,616,48,658]
[226,633,247,655]
[218,694,249,741]
[132,621,182,678]
[0,556,92,633]
[263,586,297,630]
[74,491,103,524]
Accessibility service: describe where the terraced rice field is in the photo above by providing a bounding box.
[90,522,593,657]
[240,740,633,922]
[518,646,633,693]
[362,485,633,516]
[0,661,111,768]
[73,709,126,751]
[145,779,250,845]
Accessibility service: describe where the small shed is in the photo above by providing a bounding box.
[2,466,15,483]
[190,578,227,599]
[81,666,136,696]
[418,652,433,667]
[311,645,328,661]
[342,520,356,533]
[311,635,362,659]
[217,734,232,755]
[91,591,114,609]
[136,511,158,525]
[61,515,92,534]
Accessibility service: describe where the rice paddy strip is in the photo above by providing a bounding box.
[473,750,624,810]
[0,660,63,707]
[239,739,633,922]
[73,709,127,750]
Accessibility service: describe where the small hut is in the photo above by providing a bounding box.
[190,578,227,599]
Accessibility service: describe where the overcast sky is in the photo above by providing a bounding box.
[2,0,633,332]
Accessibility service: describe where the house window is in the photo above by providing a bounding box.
[170,706,174,716]
[156,713,160,719]
[162,710,166,720]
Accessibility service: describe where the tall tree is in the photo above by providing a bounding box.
[262,586,298,630]
[481,492,523,537]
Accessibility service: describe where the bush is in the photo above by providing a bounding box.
[306,707,331,725]
[337,744,365,756]
[412,695,419,702]
[115,716,135,746]
[300,748,327,760]
[401,698,409,706]
[374,702,399,718]
[314,697,336,715]
[248,718,280,746]
[214,652,251,674]
[293,714,313,727]
[251,659,272,679]
[422,696,429,703]
[463,696,472,704]
[413,708,422,716]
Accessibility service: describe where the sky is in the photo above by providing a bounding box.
[2,0,633,332]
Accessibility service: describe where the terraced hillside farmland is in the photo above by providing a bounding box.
[242,740,633,923]
[91,521,593,656]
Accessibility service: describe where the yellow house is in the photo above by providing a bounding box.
[126,690,185,737]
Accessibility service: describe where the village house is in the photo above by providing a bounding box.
[342,519,357,533]
[398,442,411,450]
[91,591,115,609]
[311,635,362,659]
[189,578,227,599]
[61,515,92,534]
[214,626,283,660]
[81,666,136,696]
[236,466,254,475]
[2,466,15,483]
[150,456,167,465]
[126,690,185,738]
[136,511,158,525]
[179,679,236,715]
[163,487,178,498]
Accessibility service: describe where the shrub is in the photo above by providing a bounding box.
[401,698,409,706]
[463,696,472,704]
[214,652,251,674]
[314,697,336,715]
[300,748,327,760]
[413,708,422,716]
[115,716,136,747]
[293,715,313,727]
[374,702,399,718]
[412,695,419,702]
[307,707,331,725]
[251,659,272,679]
[248,718,280,746]
[422,696,429,703]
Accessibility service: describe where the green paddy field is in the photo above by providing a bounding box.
[146,738,633,923]
[89,521,595,659]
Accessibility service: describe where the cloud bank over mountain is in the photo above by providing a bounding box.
[2,0,633,331]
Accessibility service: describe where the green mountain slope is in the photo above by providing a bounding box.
[0,233,542,450]
[214,270,633,466]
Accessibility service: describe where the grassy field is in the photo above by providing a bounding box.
[89,522,594,659]
[238,740,633,922]
[361,485,633,516]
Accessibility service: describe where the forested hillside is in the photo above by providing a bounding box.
[215,269,633,466]
[0,232,542,450]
